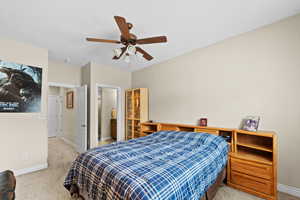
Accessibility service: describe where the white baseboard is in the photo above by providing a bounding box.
[278,183,300,197]
[60,137,76,148]
[14,163,48,176]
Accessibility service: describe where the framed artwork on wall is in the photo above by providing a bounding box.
[0,59,43,112]
[66,91,74,109]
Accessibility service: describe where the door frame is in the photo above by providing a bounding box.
[95,83,122,144]
[48,82,80,88]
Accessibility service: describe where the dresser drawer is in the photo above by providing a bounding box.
[195,128,219,135]
[231,158,272,180]
[231,171,273,195]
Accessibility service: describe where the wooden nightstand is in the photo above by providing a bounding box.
[227,130,277,200]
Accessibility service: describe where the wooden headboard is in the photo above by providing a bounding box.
[140,122,234,150]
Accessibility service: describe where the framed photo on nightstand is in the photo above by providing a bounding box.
[241,116,260,131]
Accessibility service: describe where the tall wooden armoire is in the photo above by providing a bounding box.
[125,88,148,140]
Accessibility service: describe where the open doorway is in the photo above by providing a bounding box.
[96,84,121,146]
[48,86,76,143]
[48,83,87,153]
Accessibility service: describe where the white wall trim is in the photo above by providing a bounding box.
[48,82,80,88]
[278,184,300,197]
[60,137,76,149]
[14,163,48,176]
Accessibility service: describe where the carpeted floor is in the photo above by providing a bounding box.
[15,138,298,200]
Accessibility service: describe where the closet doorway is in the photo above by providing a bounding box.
[96,84,121,146]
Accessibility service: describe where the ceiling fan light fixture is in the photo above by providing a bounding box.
[124,53,130,63]
[113,48,122,57]
[127,45,136,55]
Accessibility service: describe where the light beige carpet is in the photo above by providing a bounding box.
[15,138,297,200]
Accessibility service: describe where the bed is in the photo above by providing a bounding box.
[64,131,229,200]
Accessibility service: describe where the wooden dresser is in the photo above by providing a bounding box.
[140,122,277,200]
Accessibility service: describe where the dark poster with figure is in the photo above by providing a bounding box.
[0,60,42,112]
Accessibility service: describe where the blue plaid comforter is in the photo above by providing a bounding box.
[64,131,228,200]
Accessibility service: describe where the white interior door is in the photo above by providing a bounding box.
[48,95,61,138]
[76,85,88,153]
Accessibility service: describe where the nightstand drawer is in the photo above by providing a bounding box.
[231,158,272,180]
[231,171,273,195]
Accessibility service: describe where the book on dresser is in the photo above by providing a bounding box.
[125,88,148,140]
[140,122,278,200]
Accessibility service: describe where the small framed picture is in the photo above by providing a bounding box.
[241,116,260,131]
[66,91,74,109]
[199,118,208,126]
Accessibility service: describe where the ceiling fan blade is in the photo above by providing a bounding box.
[86,38,121,44]
[113,46,127,60]
[114,16,130,39]
[136,36,167,45]
[136,47,153,61]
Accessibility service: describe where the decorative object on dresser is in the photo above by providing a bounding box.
[140,122,278,200]
[241,116,260,131]
[125,88,148,140]
[199,118,208,126]
[111,108,117,119]
[0,170,16,200]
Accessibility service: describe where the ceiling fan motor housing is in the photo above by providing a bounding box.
[121,34,137,45]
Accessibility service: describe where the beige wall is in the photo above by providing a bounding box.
[0,38,48,173]
[87,63,131,148]
[48,86,60,96]
[132,14,300,188]
[48,60,81,86]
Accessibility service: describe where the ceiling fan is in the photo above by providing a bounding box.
[86,16,167,63]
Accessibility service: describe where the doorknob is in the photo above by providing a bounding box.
[81,125,86,127]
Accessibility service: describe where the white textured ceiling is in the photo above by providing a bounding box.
[0,0,300,71]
